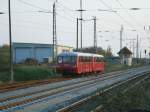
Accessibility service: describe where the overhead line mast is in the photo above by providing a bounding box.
[77,0,85,49]
[76,18,79,50]
[93,16,97,53]
[120,25,123,50]
[80,0,83,49]
[53,2,57,62]
[136,35,139,62]
[8,0,13,82]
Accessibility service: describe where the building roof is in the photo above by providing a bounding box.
[58,52,104,58]
[13,42,74,48]
[118,47,132,55]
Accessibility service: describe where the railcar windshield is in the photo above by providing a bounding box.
[57,56,77,64]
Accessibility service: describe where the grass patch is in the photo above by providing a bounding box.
[104,62,142,73]
[14,65,55,81]
[0,65,56,82]
[101,76,150,112]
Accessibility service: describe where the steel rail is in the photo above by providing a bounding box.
[0,69,139,110]
[0,77,71,93]
[91,75,150,112]
[57,72,150,112]
[0,67,137,93]
[0,70,128,103]
[0,67,148,111]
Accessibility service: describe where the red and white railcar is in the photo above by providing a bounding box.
[56,52,105,75]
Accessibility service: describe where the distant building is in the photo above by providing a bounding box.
[13,42,73,64]
[105,56,120,64]
[118,47,132,66]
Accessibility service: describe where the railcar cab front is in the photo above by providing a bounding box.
[56,52,78,75]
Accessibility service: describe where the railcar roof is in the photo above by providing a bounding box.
[58,52,104,57]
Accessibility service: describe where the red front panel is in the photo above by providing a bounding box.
[93,57,105,73]
[57,63,77,74]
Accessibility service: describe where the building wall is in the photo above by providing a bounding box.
[34,47,53,63]
[120,54,132,66]
[106,57,120,64]
[13,43,53,63]
[14,47,31,63]
[57,45,73,54]
[13,43,73,64]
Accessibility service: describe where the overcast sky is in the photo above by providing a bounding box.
[0,0,150,56]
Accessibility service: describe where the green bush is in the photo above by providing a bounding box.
[0,65,55,82]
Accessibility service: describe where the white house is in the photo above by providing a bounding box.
[118,47,132,66]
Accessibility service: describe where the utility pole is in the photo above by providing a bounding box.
[93,16,97,53]
[8,0,13,82]
[120,25,123,50]
[128,39,136,58]
[136,35,139,63]
[140,50,142,59]
[76,18,79,51]
[133,40,135,58]
[53,2,57,62]
[149,52,150,64]
[80,0,83,49]
[145,49,147,64]
[77,0,85,49]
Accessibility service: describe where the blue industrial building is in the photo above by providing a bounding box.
[13,43,53,63]
[13,42,73,64]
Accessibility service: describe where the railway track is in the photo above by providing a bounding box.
[0,68,134,93]
[0,66,149,112]
[0,70,123,93]
[0,71,123,102]
[0,69,132,93]
[0,77,71,93]
[0,71,126,110]
[57,72,150,112]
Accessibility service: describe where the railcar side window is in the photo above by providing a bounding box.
[79,56,92,62]
[95,57,104,62]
